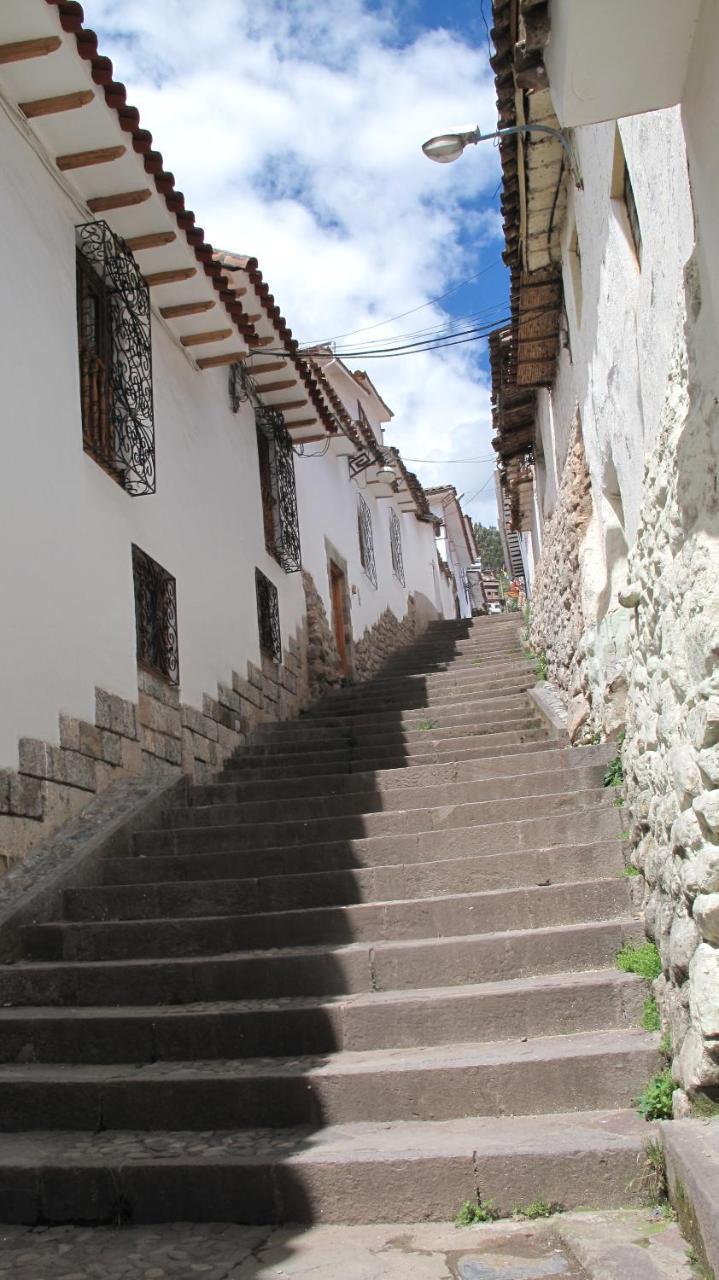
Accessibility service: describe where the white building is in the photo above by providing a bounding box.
[425,486,478,619]
[488,0,719,1105]
[0,0,452,862]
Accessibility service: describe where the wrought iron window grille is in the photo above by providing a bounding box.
[228,363,302,574]
[357,492,377,589]
[255,568,282,662]
[132,545,179,685]
[256,405,302,574]
[390,507,405,586]
[76,221,155,495]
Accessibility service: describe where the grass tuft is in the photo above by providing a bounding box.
[454,1198,499,1226]
[637,1069,675,1121]
[513,1200,562,1220]
[641,995,661,1032]
[616,940,662,980]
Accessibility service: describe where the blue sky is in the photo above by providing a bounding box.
[80,0,508,525]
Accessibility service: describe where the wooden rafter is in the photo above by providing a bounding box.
[197,351,247,369]
[252,378,297,392]
[87,189,151,212]
[20,89,94,118]
[246,360,286,374]
[180,328,233,347]
[126,231,177,252]
[57,145,126,171]
[0,36,61,64]
[276,399,309,411]
[144,267,197,287]
[286,417,318,428]
[160,299,215,319]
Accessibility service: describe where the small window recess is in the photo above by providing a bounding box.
[255,568,282,662]
[389,507,405,586]
[610,128,642,266]
[132,545,179,685]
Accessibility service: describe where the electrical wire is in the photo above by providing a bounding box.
[403,455,495,464]
[303,257,504,346]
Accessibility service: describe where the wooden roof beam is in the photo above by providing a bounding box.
[197,351,248,369]
[0,36,61,64]
[20,89,94,118]
[57,145,126,171]
[126,231,177,252]
[277,399,309,411]
[144,267,197,287]
[245,360,286,374]
[180,328,233,347]
[87,189,151,213]
[160,299,215,319]
[253,378,297,393]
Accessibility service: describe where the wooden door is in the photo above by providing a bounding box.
[329,562,349,676]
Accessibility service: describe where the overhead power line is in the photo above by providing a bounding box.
[304,257,505,346]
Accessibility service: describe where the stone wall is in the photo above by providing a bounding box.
[353,596,420,681]
[529,422,593,737]
[0,623,309,869]
[623,253,719,1107]
[303,569,427,695]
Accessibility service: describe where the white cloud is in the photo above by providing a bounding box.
[81,0,506,527]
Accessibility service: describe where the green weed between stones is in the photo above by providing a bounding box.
[513,1200,562,1220]
[603,731,625,787]
[616,940,662,980]
[642,996,661,1032]
[416,719,435,732]
[637,1069,675,1121]
[454,1198,499,1226]
[623,864,641,877]
[533,651,548,680]
[633,1139,668,1205]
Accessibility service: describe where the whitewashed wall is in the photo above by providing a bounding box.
[0,103,310,770]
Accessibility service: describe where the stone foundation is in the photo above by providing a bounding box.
[353,597,420,681]
[529,422,593,736]
[623,253,719,1102]
[0,624,310,869]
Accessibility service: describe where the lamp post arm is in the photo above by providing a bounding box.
[470,123,582,189]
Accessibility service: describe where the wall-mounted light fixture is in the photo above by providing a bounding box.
[422,124,582,189]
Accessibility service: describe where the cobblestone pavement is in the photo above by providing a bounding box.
[0,1210,693,1279]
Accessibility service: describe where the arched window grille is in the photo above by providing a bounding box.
[390,508,405,586]
[357,492,377,588]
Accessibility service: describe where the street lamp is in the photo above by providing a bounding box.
[422,124,582,188]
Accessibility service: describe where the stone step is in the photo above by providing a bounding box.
[220,729,552,780]
[0,918,641,1006]
[0,970,645,1063]
[302,684,537,720]
[178,762,607,827]
[230,716,544,764]
[126,800,620,873]
[0,1109,653,1224]
[22,878,630,962]
[67,839,624,921]
[232,712,541,759]
[0,1029,659,1131]
[105,809,620,885]
[308,670,536,709]
[256,694,534,737]
[203,743,612,806]
[150,785,609,852]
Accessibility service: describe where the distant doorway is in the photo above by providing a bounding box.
[329,560,350,676]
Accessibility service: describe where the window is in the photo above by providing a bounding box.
[255,568,282,662]
[357,492,377,588]
[255,405,302,573]
[132,545,179,685]
[390,507,405,585]
[611,129,642,266]
[76,220,155,494]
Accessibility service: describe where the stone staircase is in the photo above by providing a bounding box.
[0,616,659,1225]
